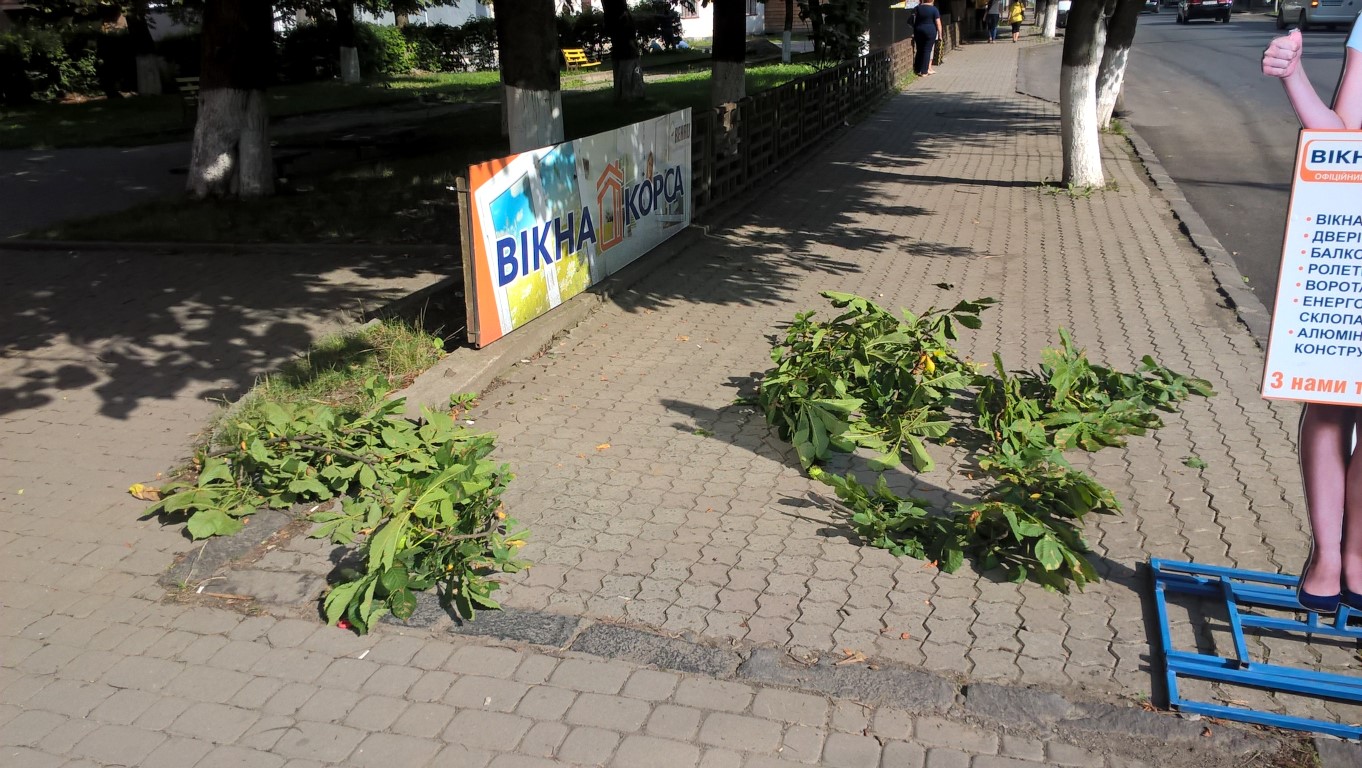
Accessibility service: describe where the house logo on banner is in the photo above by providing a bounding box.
[464,110,693,347]
[1263,130,1362,405]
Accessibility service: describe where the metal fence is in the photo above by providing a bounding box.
[689,37,919,218]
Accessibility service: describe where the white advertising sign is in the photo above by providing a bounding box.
[1263,130,1362,405]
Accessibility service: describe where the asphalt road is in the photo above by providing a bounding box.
[1122,11,1350,309]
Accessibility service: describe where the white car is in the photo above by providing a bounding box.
[1277,0,1360,30]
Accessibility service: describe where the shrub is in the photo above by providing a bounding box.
[0,23,111,105]
[358,22,414,76]
[454,16,498,71]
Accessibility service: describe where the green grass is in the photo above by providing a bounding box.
[219,318,447,444]
[0,71,504,150]
[37,63,820,246]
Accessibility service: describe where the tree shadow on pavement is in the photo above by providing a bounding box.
[0,249,445,420]
[660,393,1135,597]
[602,90,1059,316]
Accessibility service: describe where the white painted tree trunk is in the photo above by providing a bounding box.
[782,30,792,63]
[505,84,564,152]
[340,46,360,84]
[1043,3,1059,38]
[187,88,274,198]
[711,60,745,107]
[1060,51,1104,188]
[1095,44,1128,129]
[135,54,162,95]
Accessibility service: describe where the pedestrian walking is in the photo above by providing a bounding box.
[913,0,944,76]
[1008,0,1025,42]
[986,0,1005,42]
[1262,20,1362,612]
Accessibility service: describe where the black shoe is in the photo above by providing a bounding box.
[1298,586,1341,614]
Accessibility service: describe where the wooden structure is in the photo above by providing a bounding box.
[561,48,601,72]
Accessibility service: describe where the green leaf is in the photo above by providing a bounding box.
[324,579,365,626]
[1034,537,1064,572]
[197,457,234,486]
[1183,455,1207,469]
[186,508,245,540]
[260,403,291,431]
[358,464,377,489]
[390,588,418,620]
[380,564,410,593]
[904,436,935,472]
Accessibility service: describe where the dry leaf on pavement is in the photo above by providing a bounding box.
[128,483,161,501]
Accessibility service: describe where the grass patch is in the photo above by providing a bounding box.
[218,317,447,446]
[0,72,503,150]
[38,62,820,245]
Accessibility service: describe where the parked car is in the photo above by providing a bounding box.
[1144,0,1160,11]
[1176,0,1231,23]
[1278,0,1359,30]
[1057,0,1071,27]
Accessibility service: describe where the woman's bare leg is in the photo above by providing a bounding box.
[1298,403,1353,597]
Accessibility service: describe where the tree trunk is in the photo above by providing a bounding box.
[493,0,563,152]
[1060,0,1105,187]
[127,6,162,95]
[602,0,645,102]
[808,0,825,58]
[783,0,794,63]
[712,0,747,106]
[336,2,360,83]
[869,0,893,49]
[188,0,274,199]
[1096,0,1141,128]
[1043,0,1059,38]
[395,13,409,27]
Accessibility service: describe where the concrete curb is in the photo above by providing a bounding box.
[1121,127,1273,346]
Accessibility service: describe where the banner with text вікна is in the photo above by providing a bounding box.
[1263,129,1362,405]
[465,109,693,347]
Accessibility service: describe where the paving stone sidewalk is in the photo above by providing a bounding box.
[463,38,1360,730]
[0,34,1355,768]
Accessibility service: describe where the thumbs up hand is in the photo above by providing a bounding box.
[1263,28,1304,79]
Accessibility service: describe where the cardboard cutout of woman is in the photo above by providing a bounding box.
[1263,21,1362,613]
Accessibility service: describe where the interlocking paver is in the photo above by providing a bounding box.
[519,721,570,758]
[611,734,702,768]
[557,726,621,765]
[0,31,1308,768]
[647,704,703,741]
[697,712,783,752]
[445,675,530,712]
[675,678,755,714]
[565,692,651,731]
[443,710,532,751]
[348,732,443,768]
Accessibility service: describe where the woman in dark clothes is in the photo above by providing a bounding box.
[913,0,943,76]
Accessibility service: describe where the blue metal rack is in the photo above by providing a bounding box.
[1150,558,1362,739]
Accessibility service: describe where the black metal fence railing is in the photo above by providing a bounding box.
[690,37,919,219]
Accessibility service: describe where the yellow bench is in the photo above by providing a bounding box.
[562,48,601,72]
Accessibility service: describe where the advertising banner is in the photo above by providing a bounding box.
[465,109,693,347]
[1263,130,1362,406]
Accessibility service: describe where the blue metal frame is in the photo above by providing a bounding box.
[1150,558,1362,739]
